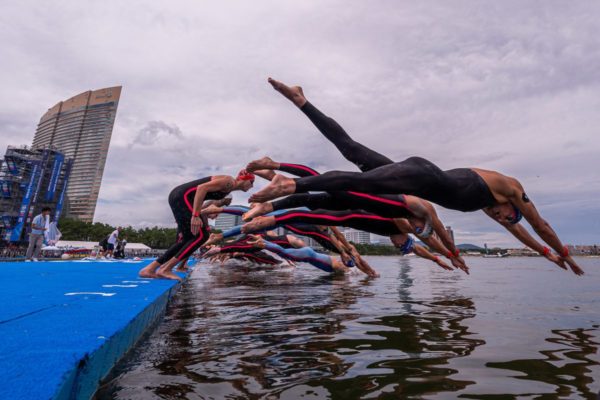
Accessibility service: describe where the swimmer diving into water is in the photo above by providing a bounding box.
[138,170,255,280]
[249,78,581,275]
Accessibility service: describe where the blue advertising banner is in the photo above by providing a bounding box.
[5,158,19,175]
[10,161,41,242]
[45,153,64,201]
[54,159,73,222]
[0,180,10,198]
[32,149,50,205]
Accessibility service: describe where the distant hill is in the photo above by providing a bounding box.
[457,243,484,251]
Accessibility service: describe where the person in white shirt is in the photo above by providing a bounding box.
[105,227,121,258]
[25,207,51,262]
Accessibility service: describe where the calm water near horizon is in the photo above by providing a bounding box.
[96,257,600,399]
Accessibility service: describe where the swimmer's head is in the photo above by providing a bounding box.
[409,218,433,238]
[488,203,522,224]
[398,236,415,255]
[236,169,255,191]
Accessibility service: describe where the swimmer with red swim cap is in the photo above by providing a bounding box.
[139,169,254,281]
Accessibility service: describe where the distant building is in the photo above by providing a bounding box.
[214,212,242,232]
[342,228,371,244]
[0,146,73,243]
[506,247,538,256]
[32,86,122,222]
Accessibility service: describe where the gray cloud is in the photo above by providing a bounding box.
[1,1,600,246]
[129,120,183,147]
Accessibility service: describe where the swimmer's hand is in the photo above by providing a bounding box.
[190,216,203,234]
[450,256,470,274]
[435,257,454,272]
[560,255,584,276]
[246,234,266,248]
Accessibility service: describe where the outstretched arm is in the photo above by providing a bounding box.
[491,186,583,275]
[328,227,379,277]
[492,216,569,271]
[393,218,468,273]
[412,245,454,271]
[191,176,235,234]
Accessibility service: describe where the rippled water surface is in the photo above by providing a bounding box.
[96,257,600,399]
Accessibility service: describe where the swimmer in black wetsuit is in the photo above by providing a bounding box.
[250,78,581,275]
[245,235,351,274]
[243,160,464,268]
[199,205,379,276]
[138,170,255,280]
[241,208,457,272]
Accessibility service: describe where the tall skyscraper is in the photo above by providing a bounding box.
[32,86,121,222]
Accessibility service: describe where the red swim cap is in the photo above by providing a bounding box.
[237,169,255,182]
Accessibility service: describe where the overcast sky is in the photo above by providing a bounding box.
[1,1,599,246]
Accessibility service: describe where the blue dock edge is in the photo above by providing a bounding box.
[0,259,189,400]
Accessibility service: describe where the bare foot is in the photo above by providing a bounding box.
[268,78,307,108]
[156,270,183,281]
[139,269,158,278]
[203,233,224,247]
[174,267,188,273]
[248,174,295,203]
[243,202,274,221]
[253,169,276,181]
[201,204,223,215]
[246,156,279,172]
[139,262,160,278]
[242,216,276,233]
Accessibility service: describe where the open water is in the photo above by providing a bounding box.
[96,256,600,399]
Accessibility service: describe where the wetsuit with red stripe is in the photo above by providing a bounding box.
[283,223,340,253]
[272,209,401,237]
[214,206,341,253]
[289,102,496,212]
[273,162,412,219]
[219,233,294,254]
[157,177,229,264]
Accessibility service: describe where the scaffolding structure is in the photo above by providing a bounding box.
[0,145,73,244]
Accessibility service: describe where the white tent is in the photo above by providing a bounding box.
[55,241,151,250]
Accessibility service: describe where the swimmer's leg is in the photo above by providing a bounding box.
[263,241,336,273]
[301,101,393,171]
[268,78,391,171]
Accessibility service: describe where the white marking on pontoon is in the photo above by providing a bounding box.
[102,284,138,288]
[64,292,116,297]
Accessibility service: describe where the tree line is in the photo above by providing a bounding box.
[58,218,178,249]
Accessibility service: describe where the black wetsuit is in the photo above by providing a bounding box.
[274,162,412,218]
[157,177,228,264]
[273,209,402,237]
[283,223,341,253]
[290,102,496,212]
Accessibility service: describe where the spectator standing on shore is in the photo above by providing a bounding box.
[106,227,121,258]
[25,207,51,262]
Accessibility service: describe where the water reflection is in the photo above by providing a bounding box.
[96,257,600,399]
[486,328,599,398]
